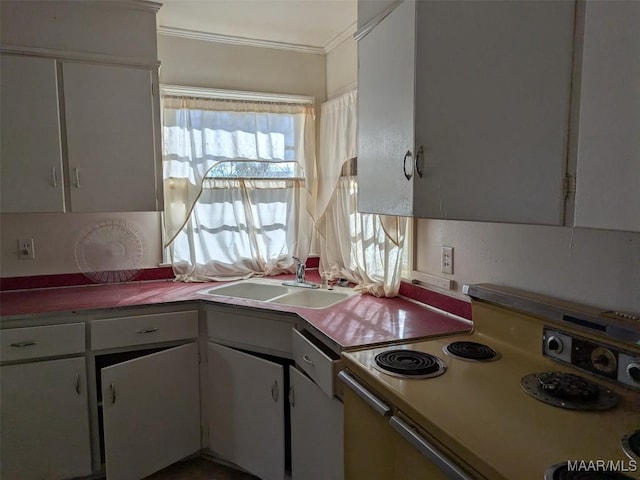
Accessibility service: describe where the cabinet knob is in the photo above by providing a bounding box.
[546,336,563,354]
[627,363,640,383]
[403,150,413,181]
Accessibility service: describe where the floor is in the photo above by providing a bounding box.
[143,457,259,480]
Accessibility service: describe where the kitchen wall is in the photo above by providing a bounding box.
[0,213,163,278]
[326,36,640,314]
[157,34,326,101]
[326,37,357,99]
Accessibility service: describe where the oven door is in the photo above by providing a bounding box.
[339,371,476,480]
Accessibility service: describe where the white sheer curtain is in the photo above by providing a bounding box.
[162,95,315,281]
[316,90,407,297]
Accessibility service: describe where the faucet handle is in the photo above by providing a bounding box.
[292,256,302,265]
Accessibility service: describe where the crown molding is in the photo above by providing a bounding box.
[323,22,357,54]
[157,26,326,55]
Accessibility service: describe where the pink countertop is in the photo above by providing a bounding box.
[0,275,472,349]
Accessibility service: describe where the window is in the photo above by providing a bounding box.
[161,88,315,280]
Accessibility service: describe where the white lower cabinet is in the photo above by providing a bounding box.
[289,366,344,480]
[207,342,286,480]
[0,357,92,480]
[99,343,200,480]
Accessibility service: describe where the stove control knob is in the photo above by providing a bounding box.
[546,336,563,354]
[627,363,640,383]
[591,347,617,374]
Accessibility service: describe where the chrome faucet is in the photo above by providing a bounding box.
[281,257,319,289]
[292,256,305,283]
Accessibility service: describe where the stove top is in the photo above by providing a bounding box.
[342,285,640,480]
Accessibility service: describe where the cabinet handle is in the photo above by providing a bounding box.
[389,416,473,480]
[10,341,37,348]
[302,354,315,366]
[289,385,295,407]
[338,371,391,416]
[415,145,424,178]
[74,168,80,188]
[109,384,116,405]
[136,327,159,334]
[271,380,279,402]
[75,374,81,395]
[51,165,57,187]
[403,150,413,181]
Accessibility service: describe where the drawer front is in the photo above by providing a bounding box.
[91,310,198,351]
[291,329,341,398]
[0,323,85,362]
[206,308,294,356]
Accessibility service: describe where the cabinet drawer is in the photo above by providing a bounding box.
[291,329,341,398]
[207,308,295,356]
[91,310,198,351]
[0,323,85,362]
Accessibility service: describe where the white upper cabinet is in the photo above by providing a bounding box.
[357,0,575,225]
[357,0,416,216]
[0,1,162,214]
[1,55,65,212]
[573,1,640,232]
[63,62,158,212]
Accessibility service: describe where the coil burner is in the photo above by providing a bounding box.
[521,372,618,411]
[622,430,640,462]
[373,350,447,379]
[544,462,635,479]
[443,341,500,362]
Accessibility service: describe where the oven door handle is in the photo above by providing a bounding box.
[389,415,474,480]
[338,371,391,416]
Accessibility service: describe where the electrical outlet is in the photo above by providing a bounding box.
[441,246,453,274]
[18,238,35,260]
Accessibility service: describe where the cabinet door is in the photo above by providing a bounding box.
[207,342,285,480]
[413,0,574,224]
[101,343,200,480]
[63,62,159,212]
[290,367,343,480]
[357,0,416,216]
[574,1,640,232]
[1,54,65,213]
[1,357,92,480]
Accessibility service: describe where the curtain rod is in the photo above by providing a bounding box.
[160,84,315,105]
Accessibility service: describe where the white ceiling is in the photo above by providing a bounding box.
[157,0,357,52]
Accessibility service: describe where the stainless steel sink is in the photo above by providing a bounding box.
[201,278,355,309]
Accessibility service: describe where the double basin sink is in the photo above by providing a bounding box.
[201,278,356,309]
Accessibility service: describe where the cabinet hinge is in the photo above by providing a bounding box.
[563,174,576,199]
